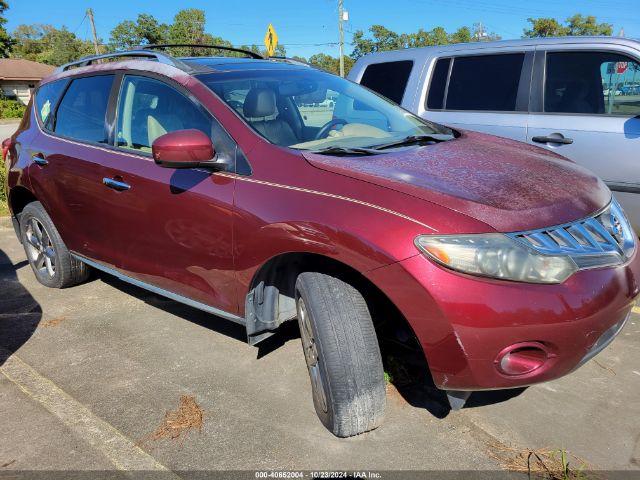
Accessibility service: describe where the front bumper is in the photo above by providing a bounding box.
[367,249,640,391]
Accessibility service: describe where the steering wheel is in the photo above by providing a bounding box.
[315,118,348,140]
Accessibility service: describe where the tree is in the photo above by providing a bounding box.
[168,9,212,56]
[565,14,612,36]
[11,24,94,65]
[307,53,354,75]
[523,17,567,37]
[351,24,495,59]
[449,26,472,44]
[523,14,612,38]
[0,0,13,57]
[109,14,169,50]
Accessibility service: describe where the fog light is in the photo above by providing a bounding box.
[495,342,549,376]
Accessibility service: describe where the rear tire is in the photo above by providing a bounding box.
[295,272,385,437]
[20,202,89,288]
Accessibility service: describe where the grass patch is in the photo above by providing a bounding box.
[487,442,598,479]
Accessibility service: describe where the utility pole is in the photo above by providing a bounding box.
[338,0,345,77]
[86,8,100,55]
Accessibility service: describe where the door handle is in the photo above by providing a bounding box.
[31,152,49,166]
[103,177,131,191]
[531,135,574,145]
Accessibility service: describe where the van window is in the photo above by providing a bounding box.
[426,58,450,110]
[54,75,114,144]
[360,61,414,104]
[544,51,640,116]
[446,54,525,111]
[35,79,67,129]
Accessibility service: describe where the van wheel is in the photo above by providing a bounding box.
[20,202,89,288]
[295,272,385,437]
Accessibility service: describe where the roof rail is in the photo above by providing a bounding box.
[137,44,265,60]
[54,49,193,74]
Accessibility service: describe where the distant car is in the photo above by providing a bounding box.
[347,36,640,232]
[3,45,639,438]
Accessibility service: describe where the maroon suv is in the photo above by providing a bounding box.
[4,46,639,437]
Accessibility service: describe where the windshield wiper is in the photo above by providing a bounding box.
[370,134,453,151]
[313,146,382,156]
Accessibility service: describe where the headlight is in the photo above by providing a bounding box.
[415,233,578,284]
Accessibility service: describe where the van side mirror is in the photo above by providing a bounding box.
[152,129,223,170]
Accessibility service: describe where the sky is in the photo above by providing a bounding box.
[5,0,640,58]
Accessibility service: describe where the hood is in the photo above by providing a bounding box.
[302,131,610,232]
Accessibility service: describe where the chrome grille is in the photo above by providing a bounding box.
[507,200,636,269]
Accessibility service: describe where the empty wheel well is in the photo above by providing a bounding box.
[8,186,37,218]
[249,253,428,374]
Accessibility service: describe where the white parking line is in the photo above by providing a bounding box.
[0,351,180,476]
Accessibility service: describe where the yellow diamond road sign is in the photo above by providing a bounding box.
[264,23,278,57]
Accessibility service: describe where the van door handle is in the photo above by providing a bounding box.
[531,135,574,145]
[31,152,49,166]
[103,177,131,191]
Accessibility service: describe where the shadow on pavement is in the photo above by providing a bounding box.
[0,247,41,366]
[96,270,525,419]
[98,270,303,358]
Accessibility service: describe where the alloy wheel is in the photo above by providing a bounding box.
[297,297,328,413]
[24,217,56,279]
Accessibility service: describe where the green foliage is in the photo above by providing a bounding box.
[351,23,501,59]
[306,53,354,75]
[12,24,95,65]
[565,14,613,36]
[167,9,212,56]
[109,14,169,50]
[0,98,26,119]
[0,0,13,57]
[523,14,612,37]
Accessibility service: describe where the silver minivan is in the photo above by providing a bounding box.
[347,37,640,230]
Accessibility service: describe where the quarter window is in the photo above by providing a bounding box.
[426,58,450,110]
[446,54,525,111]
[54,75,114,144]
[544,51,640,116]
[35,79,67,129]
[360,60,414,104]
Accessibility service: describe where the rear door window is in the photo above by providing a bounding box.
[446,54,525,111]
[544,51,640,116]
[54,75,114,144]
[360,60,414,104]
[35,79,68,129]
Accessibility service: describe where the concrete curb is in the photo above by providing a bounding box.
[0,215,12,229]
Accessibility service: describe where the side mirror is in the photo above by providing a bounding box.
[152,129,222,170]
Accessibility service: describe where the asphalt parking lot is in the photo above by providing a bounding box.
[1,223,640,476]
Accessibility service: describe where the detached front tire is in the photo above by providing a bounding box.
[296,272,385,437]
[20,201,89,288]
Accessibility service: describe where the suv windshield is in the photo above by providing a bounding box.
[197,67,453,151]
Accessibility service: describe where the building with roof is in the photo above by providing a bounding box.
[0,58,55,104]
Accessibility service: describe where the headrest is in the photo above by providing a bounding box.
[243,88,277,118]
